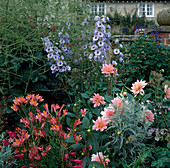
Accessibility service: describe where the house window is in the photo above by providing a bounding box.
[91,3,105,16]
[138,3,154,17]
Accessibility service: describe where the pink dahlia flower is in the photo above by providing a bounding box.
[92,117,108,131]
[101,64,114,76]
[131,80,147,96]
[111,97,124,113]
[91,152,110,167]
[101,107,115,122]
[142,110,154,124]
[90,93,106,107]
[164,85,170,99]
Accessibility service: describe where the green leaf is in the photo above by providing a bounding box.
[66,117,74,128]
[71,143,84,150]
[82,116,90,129]
[112,87,121,92]
[88,161,103,168]
[127,93,134,101]
[167,143,170,149]
[151,161,157,167]
[116,83,124,86]
[105,94,112,103]
[141,93,152,102]
[81,93,89,99]
[65,135,74,143]
[66,112,76,117]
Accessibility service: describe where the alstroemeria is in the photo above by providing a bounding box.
[14,153,24,160]
[2,140,10,147]
[11,104,19,112]
[69,152,77,157]
[72,159,83,164]
[73,119,82,129]
[8,131,16,138]
[80,109,86,117]
[72,165,83,168]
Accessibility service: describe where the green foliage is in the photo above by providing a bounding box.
[107,8,155,35]
[0,0,92,101]
[0,134,16,168]
[119,34,169,86]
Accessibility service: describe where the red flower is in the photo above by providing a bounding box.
[14,153,24,160]
[2,140,10,147]
[64,153,69,160]
[72,165,83,168]
[69,152,76,157]
[52,26,57,31]
[46,145,51,152]
[72,159,83,164]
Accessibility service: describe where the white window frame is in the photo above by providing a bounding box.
[138,3,154,17]
[91,3,106,16]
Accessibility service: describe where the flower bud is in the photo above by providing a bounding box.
[161,69,164,73]
[81,152,84,156]
[87,129,91,133]
[74,104,77,107]
[117,131,121,135]
[123,92,127,96]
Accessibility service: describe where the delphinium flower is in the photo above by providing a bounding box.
[92,117,108,131]
[91,152,110,167]
[41,23,71,77]
[81,15,112,64]
[131,80,147,96]
[113,38,124,62]
[90,93,106,107]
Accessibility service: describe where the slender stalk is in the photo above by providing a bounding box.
[92,131,104,168]
[161,112,169,130]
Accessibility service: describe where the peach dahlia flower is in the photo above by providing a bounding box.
[131,80,147,96]
[111,97,124,113]
[91,152,110,167]
[164,85,170,99]
[92,117,108,131]
[101,107,115,122]
[142,109,154,124]
[101,64,114,76]
[90,93,106,107]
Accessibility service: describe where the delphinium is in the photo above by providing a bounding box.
[81,15,111,65]
[112,38,124,63]
[41,23,71,77]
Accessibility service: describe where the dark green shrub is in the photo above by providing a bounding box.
[119,33,169,86]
